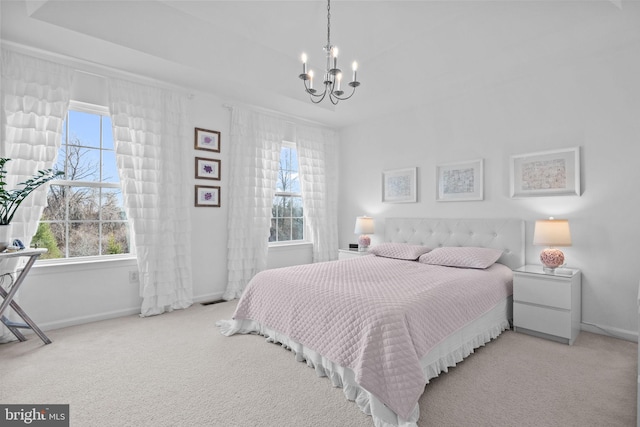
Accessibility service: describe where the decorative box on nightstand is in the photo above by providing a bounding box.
[338,248,371,260]
[513,265,581,345]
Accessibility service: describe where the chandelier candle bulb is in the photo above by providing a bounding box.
[301,53,307,75]
[309,70,314,89]
[352,61,358,82]
[336,72,342,91]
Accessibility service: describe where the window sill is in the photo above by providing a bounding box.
[268,241,313,251]
[33,254,137,270]
[27,256,137,280]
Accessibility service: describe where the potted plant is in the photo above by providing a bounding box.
[0,158,63,251]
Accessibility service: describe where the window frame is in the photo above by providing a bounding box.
[269,141,307,247]
[37,100,135,265]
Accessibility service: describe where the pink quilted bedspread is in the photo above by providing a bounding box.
[229,256,513,419]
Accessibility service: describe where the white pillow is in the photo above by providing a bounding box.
[418,246,503,269]
[369,243,431,261]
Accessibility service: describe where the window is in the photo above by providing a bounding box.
[269,143,304,243]
[36,103,131,260]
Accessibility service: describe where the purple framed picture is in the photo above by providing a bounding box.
[195,157,221,180]
[195,185,220,207]
[194,128,220,152]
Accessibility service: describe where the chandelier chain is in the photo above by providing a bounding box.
[326,0,331,47]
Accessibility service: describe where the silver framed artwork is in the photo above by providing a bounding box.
[510,147,580,197]
[436,159,483,202]
[382,167,417,203]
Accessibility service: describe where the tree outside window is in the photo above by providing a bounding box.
[35,106,131,259]
[270,143,304,243]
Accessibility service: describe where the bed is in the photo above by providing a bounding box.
[217,218,525,426]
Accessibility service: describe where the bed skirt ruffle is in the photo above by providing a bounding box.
[216,297,511,427]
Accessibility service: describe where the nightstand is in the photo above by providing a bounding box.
[338,248,371,260]
[513,265,581,345]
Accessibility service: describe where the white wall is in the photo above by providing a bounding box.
[338,18,640,340]
[187,92,231,303]
[21,258,141,331]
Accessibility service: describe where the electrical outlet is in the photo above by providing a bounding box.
[129,271,139,283]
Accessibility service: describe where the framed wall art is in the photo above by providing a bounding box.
[436,159,483,202]
[195,185,221,207]
[195,157,221,180]
[382,167,417,203]
[194,127,221,152]
[510,147,580,197]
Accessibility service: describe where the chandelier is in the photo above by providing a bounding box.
[298,0,360,105]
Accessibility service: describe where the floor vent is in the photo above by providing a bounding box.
[201,299,225,306]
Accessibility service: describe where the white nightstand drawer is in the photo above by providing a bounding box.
[513,275,571,310]
[514,302,572,338]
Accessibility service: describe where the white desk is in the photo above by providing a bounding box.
[0,248,50,344]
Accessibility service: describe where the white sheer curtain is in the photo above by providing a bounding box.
[0,48,73,342]
[0,48,73,245]
[224,107,286,300]
[296,125,339,262]
[108,78,192,317]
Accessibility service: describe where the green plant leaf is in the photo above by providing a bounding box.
[0,158,63,225]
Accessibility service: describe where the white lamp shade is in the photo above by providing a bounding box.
[354,216,374,235]
[533,219,572,247]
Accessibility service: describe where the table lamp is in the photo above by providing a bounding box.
[354,216,374,252]
[533,217,572,272]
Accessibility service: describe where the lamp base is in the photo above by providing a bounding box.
[540,248,565,271]
[358,235,371,252]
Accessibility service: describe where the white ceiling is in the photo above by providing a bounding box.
[0,0,635,128]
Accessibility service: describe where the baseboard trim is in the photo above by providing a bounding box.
[23,293,227,334]
[36,307,142,332]
[193,292,225,304]
[581,322,638,343]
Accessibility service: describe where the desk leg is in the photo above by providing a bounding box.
[0,294,51,344]
[0,255,52,345]
[1,315,27,341]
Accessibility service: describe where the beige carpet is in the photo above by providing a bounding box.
[0,301,636,427]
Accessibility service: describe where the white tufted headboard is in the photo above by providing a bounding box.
[384,218,525,270]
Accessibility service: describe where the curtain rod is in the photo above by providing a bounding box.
[1,41,196,99]
[222,103,332,130]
